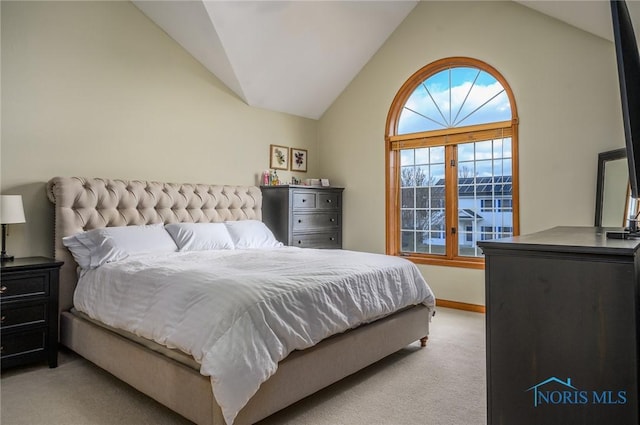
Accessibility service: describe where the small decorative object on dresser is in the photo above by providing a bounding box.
[1,257,63,369]
[269,144,289,170]
[290,148,307,172]
[261,185,343,249]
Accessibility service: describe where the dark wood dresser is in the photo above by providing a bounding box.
[1,257,63,369]
[479,226,640,425]
[261,185,344,249]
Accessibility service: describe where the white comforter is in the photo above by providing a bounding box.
[74,247,435,424]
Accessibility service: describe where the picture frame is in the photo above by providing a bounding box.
[269,144,289,170]
[290,147,308,172]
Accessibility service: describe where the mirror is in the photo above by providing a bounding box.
[595,148,630,227]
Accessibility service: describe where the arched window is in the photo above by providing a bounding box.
[385,57,519,269]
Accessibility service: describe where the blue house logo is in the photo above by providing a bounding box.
[526,377,627,407]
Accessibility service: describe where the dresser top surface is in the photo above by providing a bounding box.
[478,226,640,255]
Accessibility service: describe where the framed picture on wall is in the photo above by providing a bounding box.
[269,144,289,170]
[290,148,308,172]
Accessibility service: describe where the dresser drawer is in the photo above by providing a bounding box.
[1,328,47,359]
[1,302,47,329]
[292,212,340,231]
[317,192,341,209]
[292,232,341,249]
[0,271,50,301]
[292,192,317,209]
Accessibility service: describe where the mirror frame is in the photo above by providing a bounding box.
[595,147,628,227]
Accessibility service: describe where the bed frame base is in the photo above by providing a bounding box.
[61,305,430,425]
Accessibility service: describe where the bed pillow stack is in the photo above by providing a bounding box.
[62,223,178,269]
[64,220,284,269]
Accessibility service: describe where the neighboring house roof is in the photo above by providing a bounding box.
[459,209,483,220]
[458,176,512,197]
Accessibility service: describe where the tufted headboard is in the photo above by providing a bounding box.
[47,177,262,313]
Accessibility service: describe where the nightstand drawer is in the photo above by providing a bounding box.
[1,328,47,358]
[292,232,341,249]
[292,213,340,230]
[1,302,47,329]
[0,271,49,301]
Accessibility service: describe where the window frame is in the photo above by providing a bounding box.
[385,57,520,269]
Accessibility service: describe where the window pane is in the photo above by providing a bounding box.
[401,231,415,252]
[503,138,512,158]
[401,166,414,187]
[458,143,475,162]
[415,166,430,186]
[400,150,415,166]
[430,164,445,183]
[415,148,430,165]
[502,159,512,177]
[430,146,445,164]
[416,188,429,208]
[401,188,415,208]
[401,210,415,230]
[415,232,430,253]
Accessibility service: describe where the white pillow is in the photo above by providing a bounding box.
[165,223,234,251]
[63,224,178,269]
[224,220,283,249]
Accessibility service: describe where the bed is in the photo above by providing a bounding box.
[47,176,435,425]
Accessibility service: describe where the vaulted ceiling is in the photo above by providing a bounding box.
[132,1,640,120]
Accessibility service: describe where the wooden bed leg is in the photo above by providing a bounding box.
[420,336,428,347]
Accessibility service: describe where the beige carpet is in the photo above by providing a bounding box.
[0,307,486,425]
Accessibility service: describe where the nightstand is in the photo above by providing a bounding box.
[1,257,63,369]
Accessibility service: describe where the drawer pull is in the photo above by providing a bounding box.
[298,219,302,223]
[326,199,332,203]
[302,199,306,203]
[0,315,5,324]
[330,237,335,241]
[0,286,6,294]
[330,218,335,222]
[297,240,302,244]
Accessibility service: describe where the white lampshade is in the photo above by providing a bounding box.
[0,195,26,224]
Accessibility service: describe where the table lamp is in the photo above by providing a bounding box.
[0,195,26,261]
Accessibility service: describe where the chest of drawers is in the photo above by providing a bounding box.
[261,185,344,249]
[479,227,640,425]
[1,257,63,369]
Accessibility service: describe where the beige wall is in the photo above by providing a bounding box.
[318,1,624,305]
[1,1,318,259]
